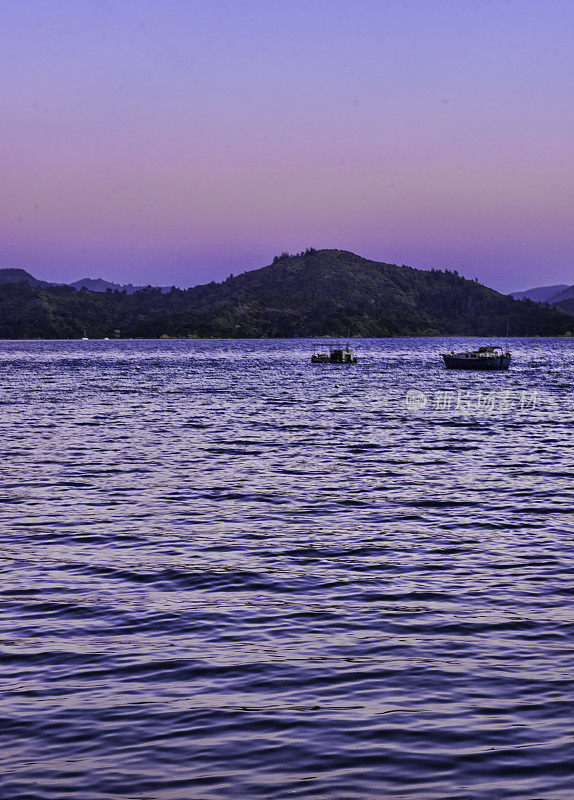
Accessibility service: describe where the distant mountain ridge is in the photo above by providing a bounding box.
[0,268,46,288]
[511,283,574,303]
[3,266,572,307]
[549,285,574,303]
[510,282,574,318]
[511,284,568,302]
[554,297,574,317]
[0,250,571,339]
[0,269,170,294]
[69,277,143,293]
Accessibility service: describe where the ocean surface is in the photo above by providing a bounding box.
[0,337,573,800]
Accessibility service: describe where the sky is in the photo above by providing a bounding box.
[2,0,573,293]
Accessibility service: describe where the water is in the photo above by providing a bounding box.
[0,337,572,800]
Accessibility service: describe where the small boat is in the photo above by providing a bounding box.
[311,344,357,364]
[442,345,511,370]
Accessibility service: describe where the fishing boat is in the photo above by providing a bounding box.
[442,345,511,370]
[311,344,358,363]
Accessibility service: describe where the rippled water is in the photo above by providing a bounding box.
[0,338,573,799]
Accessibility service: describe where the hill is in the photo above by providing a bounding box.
[554,297,574,317]
[69,277,172,294]
[511,284,569,302]
[0,268,162,295]
[0,249,572,338]
[0,268,43,287]
[549,285,574,304]
[70,277,136,293]
[130,249,573,338]
[511,282,574,306]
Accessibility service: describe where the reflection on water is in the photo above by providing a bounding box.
[0,338,573,799]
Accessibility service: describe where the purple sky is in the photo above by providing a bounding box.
[2,0,573,293]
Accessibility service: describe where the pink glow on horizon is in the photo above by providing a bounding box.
[2,1,573,292]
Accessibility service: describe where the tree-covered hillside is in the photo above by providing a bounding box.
[0,250,572,338]
[554,297,574,317]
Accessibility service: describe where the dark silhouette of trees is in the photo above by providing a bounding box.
[0,251,571,338]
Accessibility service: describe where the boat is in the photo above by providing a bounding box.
[311,344,357,363]
[442,345,511,370]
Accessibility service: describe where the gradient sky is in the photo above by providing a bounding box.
[2,0,573,292]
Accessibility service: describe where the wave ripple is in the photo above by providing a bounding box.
[0,337,573,799]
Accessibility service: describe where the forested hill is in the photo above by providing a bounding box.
[555,297,574,317]
[0,249,572,338]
